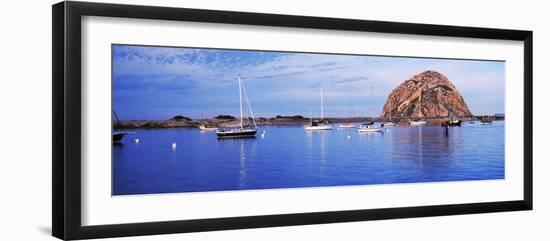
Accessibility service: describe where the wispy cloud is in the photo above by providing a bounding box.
[112,45,505,119]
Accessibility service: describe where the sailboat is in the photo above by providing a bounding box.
[305,86,333,131]
[480,108,493,125]
[358,86,383,132]
[480,115,493,125]
[383,115,397,127]
[112,109,128,143]
[198,113,219,131]
[216,76,257,138]
[339,98,357,129]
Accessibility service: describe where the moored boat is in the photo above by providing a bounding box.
[409,119,427,126]
[358,123,383,132]
[216,128,257,138]
[339,123,357,129]
[199,125,218,131]
[216,76,258,138]
[112,109,129,143]
[480,115,493,125]
[305,86,333,131]
[306,121,333,130]
[339,98,357,129]
[112,132,127,143]
[441,119,462,127]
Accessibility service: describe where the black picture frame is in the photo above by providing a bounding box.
[52,1,533,240]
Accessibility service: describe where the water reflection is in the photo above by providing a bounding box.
[239,140,247,188]
[112,124,505,195]
[319,131,327,176]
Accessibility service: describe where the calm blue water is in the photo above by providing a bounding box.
[113,121,504,195]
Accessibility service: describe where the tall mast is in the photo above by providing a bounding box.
[241,77,257,128]
[238,76,243,129]
[113,110,121,126]
[320,86,324,120]
[370,85,374,121]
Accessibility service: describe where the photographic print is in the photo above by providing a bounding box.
[111,44,505,196]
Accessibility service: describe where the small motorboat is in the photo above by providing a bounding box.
[382,122,397,127]
[358,123,383,132]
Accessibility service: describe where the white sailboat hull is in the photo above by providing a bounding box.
[199,125,218,131]
[305,125,333,130]
[339,124,357,129]
[358,127,383,132]
[409,121,427,126]
[383,122,397,127]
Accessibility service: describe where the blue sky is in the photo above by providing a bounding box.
[112,45,505,120]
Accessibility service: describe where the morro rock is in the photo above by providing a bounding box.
[381,70,472,118]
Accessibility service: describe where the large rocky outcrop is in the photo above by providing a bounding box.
[381,70,472,118]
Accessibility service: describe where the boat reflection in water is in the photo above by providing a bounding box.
[112,122,505,195]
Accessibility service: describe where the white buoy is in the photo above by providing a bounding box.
[171,142,177,150]
[133,138,140,143]
[262,130,266,134]
[347,135,351,139]
[261,133,265,138]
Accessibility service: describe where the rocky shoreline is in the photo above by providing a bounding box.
[113,116,502,129]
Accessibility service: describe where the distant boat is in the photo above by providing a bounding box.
[199,125,218,131]
[305,86,333,131]
[449,119,462,126]
[199,114,219,131]
[383,115,397,127]
[306,120,333,130]
[409,120,427,126]
[339,98,357,129]
[339,123,357,128]
[216,76,257,138]
[441,117,462,127]
[358,86,383,132]
[358,123,383,132]
[383,110,398,127]
[480,116,493,125]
